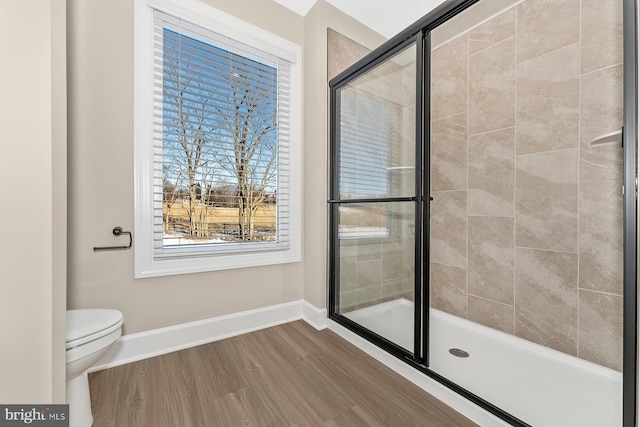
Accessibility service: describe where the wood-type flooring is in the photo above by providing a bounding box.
[89,320,478,426]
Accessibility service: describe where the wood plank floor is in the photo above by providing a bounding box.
[89,320,478,426]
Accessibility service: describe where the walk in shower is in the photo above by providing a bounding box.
[328,0,637,425]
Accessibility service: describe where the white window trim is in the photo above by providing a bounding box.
[134,0,302,278]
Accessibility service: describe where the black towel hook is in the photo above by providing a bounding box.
[93,227,132,251]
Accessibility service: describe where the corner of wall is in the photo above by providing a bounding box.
[51,0,68,404]
[301,0,386,309]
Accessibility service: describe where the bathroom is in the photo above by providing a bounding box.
[0,0,637,426]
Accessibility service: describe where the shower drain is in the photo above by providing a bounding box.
[449,348,470,358]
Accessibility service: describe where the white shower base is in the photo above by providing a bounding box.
[344,298,622,427]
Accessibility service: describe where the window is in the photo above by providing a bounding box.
[337,86,403,241]
[135,0,301,278]
[338,88,394,201]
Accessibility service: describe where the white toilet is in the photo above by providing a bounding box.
[66,309,123,427]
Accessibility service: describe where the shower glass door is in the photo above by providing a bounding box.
[330,0,635,425]
[427,1,625,426]
[330,41,419,355]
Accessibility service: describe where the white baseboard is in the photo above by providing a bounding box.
[91,300,326,372]
[326,319,510,427]
[302,301,328,330]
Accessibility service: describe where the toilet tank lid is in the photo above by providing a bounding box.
[66,309,123,343]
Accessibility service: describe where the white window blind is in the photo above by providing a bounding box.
[152,10,292,259]
[338,87,398,200]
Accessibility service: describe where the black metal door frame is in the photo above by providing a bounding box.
[328,35,423,364]
[329,0,638,425]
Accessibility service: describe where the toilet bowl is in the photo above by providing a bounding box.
[66,309,123,427]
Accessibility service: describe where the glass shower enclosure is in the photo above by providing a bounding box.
[330,41,420,356]
[328,0,637,425]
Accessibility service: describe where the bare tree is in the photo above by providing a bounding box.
[162,178,178,232]
[194,163,218,237]
[162,53,218,237]
[217,69,278,241]
[162,31,278,242]
[205,183,236,208]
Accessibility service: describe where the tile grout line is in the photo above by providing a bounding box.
[515,146,581,158]
[516,38,581,68]
[513,4,518,337]
[577,287,625,298]
[580,61,624,78]
[432,110,468,124]
[514,245,578,255]
[468,124,516,139]
[468,34,516,59]
[465,31,470,322]
[467,292,514,308]
[576,0,582,361]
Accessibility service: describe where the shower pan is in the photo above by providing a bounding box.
[328,0,637,425]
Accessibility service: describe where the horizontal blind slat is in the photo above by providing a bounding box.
[152,9,293,256]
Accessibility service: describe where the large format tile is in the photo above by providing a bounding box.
[356,237,382,262]
[340,255,357,291]
[402,61,417,107]
[581,0,623,74]
[357,42,372,61]
[580,64,624,181]
[338,254,358,308]
[327,29,359,81]
[400,105,416,199]
[515,149,578,252]
[468,7,516,56]
[468,296,514,335]
[402,104,416,166]
[339,289,357,313]
[356,259,383,288]
[578,290,623,371]
[431,35,468,121]
[579,180,624,295]
[515,248,578,356]
[516,43,579,155]
[429,190,467,268]
[381,59,405,106]
[468,216,514,305]
[468,127,515,216]
[382,244,404,282]
[382,44,416,108]
[431,113,467,191]
[354,66,384,100]
[516,0,580,64]
[381,278,404,303]
[356,258,383,309]
[402,232,415,300]
[469,37,515,135]
[356,286,382,309]
[430,262,467,318]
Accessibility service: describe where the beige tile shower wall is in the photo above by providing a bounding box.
[430,0,624,371]
[328,30,417,311]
